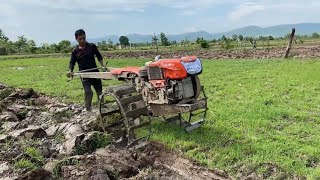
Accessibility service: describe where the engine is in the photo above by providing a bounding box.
[140,56,202,104]
[167,77,195,102]
[142,77,196,104]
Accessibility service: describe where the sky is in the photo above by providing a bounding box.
[1,0,320,44]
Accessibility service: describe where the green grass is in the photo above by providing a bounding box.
[13,146,45,171]
[14,158,38,170]
[2,57,320,178]
[75,132,111,155]
[25,147,44,163]
[0,57,147,104]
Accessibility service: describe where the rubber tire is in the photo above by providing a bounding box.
[191,75,201,100]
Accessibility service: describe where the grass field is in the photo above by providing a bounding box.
[1,57,320,178]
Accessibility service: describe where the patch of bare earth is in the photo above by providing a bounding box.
[105,46,320,59]
[0,83,230,180]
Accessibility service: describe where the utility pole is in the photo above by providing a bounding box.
[284,28,296,58]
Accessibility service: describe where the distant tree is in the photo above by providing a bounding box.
[245,37,254,44]
[160,32,170,46]
[284,33,292,39]
[221,35,227,41]
[180,40,185,45]
[26,40,37,53]
[15,35,28,52]
[97,40,108,50]
[6,41,16,54]
[195,37,209,48]
[245,37,256,49]
[102,40,107,46]
[196,37,204,44]
[51,43,60,53]
[151,33,159,52]
[57,40,72,53]
[0,29,4,39]
[268,36,274,40]
[221,38,234,50]
[196,37,200,43]
[238,35,244,41]
[200,39,210,48]
[312,32,320,38]
[104,39,114,50]
[151,34,158,46]
[183,37,190,45]
[171,40,177,45]
[119,36,130,46]
[0,29,9,42]
[210,39,217,43]
[0,47,7,55]
[108,38,113,45]
[39,43,51,53]
[0,29,9,55]
[232,34,238,41]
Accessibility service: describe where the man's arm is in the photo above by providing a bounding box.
[67,51,76,78]
[69,51,76,72]
[93,44,106,71]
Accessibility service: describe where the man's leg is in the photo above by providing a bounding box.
[92,79,103,103]
[81,78,93,111]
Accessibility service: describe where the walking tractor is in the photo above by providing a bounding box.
[70,55,208,148]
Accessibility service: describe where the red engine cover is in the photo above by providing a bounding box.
[148,58,188,80]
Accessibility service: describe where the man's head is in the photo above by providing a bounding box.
[75,29,86,46]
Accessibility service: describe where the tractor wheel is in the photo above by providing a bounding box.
[99,84,151,149]
[191,75,201,100]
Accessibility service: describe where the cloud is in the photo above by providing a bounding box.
[2,0,320,43]
[229,2,265,21]
[7,0,148,14]
[0,4,16,16]
[227,0,320,27]
[184,27,200,33]
[5,0,231,15]
[179,11,197,16]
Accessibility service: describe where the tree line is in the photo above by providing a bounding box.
[0,29,74,55]
[0,29,174,55]
[1,28,320,55]
[117,32,320,49]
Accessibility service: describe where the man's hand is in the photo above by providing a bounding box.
[99,60,107,72]
[66,71,74,78]
[102,66,107,72]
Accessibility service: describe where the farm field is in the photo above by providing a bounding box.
[1,57,320,178]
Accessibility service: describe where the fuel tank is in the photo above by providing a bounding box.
[148,58,188,80]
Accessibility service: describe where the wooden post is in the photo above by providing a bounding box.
[284,28,295,58]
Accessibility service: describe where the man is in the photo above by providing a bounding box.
[68,29,106,111]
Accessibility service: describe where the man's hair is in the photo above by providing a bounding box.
[75,29,85,38]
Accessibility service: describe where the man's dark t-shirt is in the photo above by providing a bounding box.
[69,42,103,72]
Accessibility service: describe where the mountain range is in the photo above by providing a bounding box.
[88,23,320,44]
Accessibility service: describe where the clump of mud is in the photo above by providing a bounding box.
[0,83,230,180]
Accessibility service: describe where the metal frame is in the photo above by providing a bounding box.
[98,85,152,149]
[161,86,208,133]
